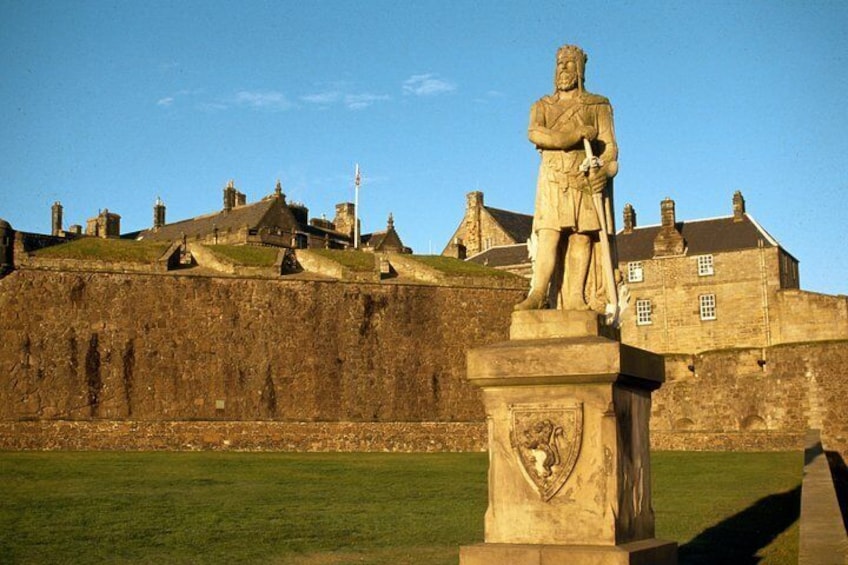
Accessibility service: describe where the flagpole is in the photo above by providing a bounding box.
[354,164,361,249]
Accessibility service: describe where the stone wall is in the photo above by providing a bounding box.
[771,289,848,344]
[1,267,845,458]
[0,269,522,424]
[650,341,848,458]
[0,420,487,452]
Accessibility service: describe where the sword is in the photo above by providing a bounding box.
[580,138,621,326]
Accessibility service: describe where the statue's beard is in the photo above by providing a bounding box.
[556,72,578,91]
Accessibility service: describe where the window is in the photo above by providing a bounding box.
[699,294,716,320]
[697,255,714,276]
[627,261,644,283]
[635,299,652,325]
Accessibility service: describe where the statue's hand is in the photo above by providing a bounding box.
[580,125,597,141]
[587,166,608,193]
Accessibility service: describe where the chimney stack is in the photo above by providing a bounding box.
[153,197,166,229]
[223,180,236,211]
[653,197,685,257]
[622,203,636,234]
[732,191,746,222]
[660,197,676,228]
[465,191,484,255]
[51,201,63,236]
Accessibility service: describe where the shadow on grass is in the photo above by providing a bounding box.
[679,485,801,564]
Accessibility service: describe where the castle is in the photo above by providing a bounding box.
[25,179,410,258]
[0,186,846,464]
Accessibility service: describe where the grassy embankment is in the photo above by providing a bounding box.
[32,238,171,263]
[0,451,801,564]
[207,245,280,267]
[409,254,519,278]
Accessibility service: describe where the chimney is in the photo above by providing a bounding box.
[387,213,394,231]
[732,190,746,222]
[444,237,467,260]
[51,201,63,236]
[622,203,636,234]
[653,197,685,257]
[223,180,236,211]
[333,202,357,239]
[153,197,166,229]
[660,197,676,228]
[465,191,484,255]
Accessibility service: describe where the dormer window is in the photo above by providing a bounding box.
[697,255,714,276]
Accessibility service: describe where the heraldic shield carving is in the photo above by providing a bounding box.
[509,403,583,502]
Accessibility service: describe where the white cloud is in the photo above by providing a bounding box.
[301,91,342,104]
[300,89,389,110]
[156,97,174,107]
[197,102,228,112]
[344,93,390,110]
[402,73,456,96]
[234,90,292,110]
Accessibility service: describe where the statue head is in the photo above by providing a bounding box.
[554,44,587,93]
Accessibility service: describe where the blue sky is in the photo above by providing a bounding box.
[2,1,847,295]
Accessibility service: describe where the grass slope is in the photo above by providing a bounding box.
[33,238,170,263]
[208,245,279,267]
[1,451,801,564]
[410,255,518,278]
[308,249,376,272]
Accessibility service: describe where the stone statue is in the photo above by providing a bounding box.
[515,44,623,324]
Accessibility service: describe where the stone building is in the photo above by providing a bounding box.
[442,191,532,275]
[444,190,847,354]
[138,180,410,253]
[615,191,848,353]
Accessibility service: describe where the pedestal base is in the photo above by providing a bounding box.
[460,539,678,565]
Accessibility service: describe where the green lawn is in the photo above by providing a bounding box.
[208,245,280,267]
[308,249,377,272]
[32,238,171,263]
[410,255,519,278]
[0,451,801,564]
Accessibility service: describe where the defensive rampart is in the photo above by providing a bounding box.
[1,268,845,458]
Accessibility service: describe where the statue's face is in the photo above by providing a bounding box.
[556,55,579,92]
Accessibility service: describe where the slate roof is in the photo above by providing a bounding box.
[137,196,297,241]
[615,214,787,262]
[466,213,791,268]
[467,244,530,268]
[485,207,533,243]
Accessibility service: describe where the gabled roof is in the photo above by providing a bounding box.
[485,206,533,243]
[138,196,296,241]
[615,214,790,262]
[467,243,530,268]
[361,226,407,253]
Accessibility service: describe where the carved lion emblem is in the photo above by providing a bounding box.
[509,403,583,502]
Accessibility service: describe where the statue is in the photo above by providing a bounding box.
[515,44,624,324]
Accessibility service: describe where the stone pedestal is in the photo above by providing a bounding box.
[460,310,677,564]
